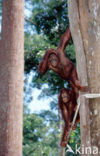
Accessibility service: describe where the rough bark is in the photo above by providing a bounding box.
[68,0,100,155]
[0,0,24,155]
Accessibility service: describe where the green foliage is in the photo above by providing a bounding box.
[23,113,60,156]
[66,124,80,156]
[24,33,49,73]
[31,0,69,45]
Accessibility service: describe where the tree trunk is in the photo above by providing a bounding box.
[68,0,100,155]
[0,0,24,155]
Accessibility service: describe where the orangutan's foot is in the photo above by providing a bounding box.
[75,80,88,92]
[60,141,67,147]
[72,123,77,130]
[69,122,77,130]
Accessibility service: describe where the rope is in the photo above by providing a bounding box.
[67,93,100,141]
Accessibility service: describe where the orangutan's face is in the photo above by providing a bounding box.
[49,54,58,67]
[61,92,70,103]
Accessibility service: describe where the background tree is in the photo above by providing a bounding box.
[0,0,24,155]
